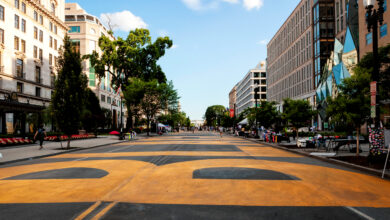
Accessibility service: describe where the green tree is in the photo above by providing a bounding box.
[204,105,226,127]
[326,66,371,156]
[282,99,316,140]
[85,29,173,128]
[82,89,104,134]
[257,101,280,129]
[124,78,178,136]
[51,35,88,149]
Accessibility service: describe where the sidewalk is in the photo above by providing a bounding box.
[234,134,390,178]
[0,135,146,165]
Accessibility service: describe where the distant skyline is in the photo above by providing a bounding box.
[70,0,301,120]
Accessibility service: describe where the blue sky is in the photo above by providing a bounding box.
[71,0,300,120]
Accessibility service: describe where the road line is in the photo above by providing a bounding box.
[72,157,88,162]
[345,207,375,220]
[108,145,133,153]
[74,201,101,220]
[91,201,118,220]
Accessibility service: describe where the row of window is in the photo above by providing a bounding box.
[15,0,56,15]
[1,3,59,35]
[16,82,43,97]
[13,34,57,65]
[366,24,388,45]
[100,94,121,106]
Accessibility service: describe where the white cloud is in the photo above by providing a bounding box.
[159,30,170,37]
[257,39,268,45]
[243,0,263,10]
[100,10,147,32]
[171,44,179,49]
[181,0,239,11]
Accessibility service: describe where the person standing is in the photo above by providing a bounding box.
[34,125,47,150]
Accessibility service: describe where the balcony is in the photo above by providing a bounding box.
[15,72,26,79]
[35,77,43,84]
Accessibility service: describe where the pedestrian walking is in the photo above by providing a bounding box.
[219,127,223,138]
[34,125,47,150]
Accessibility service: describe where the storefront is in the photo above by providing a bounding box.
[0,97,45,135]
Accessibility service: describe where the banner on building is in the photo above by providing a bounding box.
[230,109,235,118]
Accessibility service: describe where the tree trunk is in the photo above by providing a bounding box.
[67,137,71,149]
[356,128,360,157]
[296,127,299,140]
[147,118,150,136]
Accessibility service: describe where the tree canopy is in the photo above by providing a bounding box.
[51,35,88,148]
[124,78,178,136]
[86,28,172,87]
[204,105,227,127]
[282,98,316,138]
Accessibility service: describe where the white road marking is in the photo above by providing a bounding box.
[345,207,375,220]
[109,145,133,153]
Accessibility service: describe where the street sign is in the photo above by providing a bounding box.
[371,106,376,118]
[371,95,376,106]
[370,81,377,95]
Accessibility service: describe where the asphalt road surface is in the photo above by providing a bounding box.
[1,132,390,219]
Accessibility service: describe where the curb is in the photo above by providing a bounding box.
[234,135,390,179]
[0,140,131,166]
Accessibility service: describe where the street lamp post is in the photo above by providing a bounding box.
[364,0,384,127]
[254,86,259,138]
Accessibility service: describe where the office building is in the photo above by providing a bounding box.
[65,3,125,129]
[229,84,237,117]
[0,0,67,134]
[267,0,335,113]
[236,61,267,115]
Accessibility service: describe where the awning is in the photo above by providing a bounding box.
[238,118,248,125]
[0,100,45,112]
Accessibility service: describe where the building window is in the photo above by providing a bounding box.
[15,0,19,9]
[70,39,80,53]
[15,15,19,29]
[89,73,96,87]
[51,3,55,15]
[68,26,80,33]
[17,82,23,93]
[39,48,42,60]
[34,11,38,21]
[54,25,57,34]
[35,66,41,83]
[49,53,52,65]
[33,46,37,58]
[34,26,38,39]
[54,39,57,50]
[39,30,43,42]
[21,39,25,53]
[21,2,26,13]
[14,36,19,50]
[49,36,53,47]
[107,97,112,105]
[101,94,106,102]
[0,29,4,44]
[366,32,373,45]
[35,87,41,97]
[16,59,23,77]
[380,24,387,38]
[49,22,53,31]
[39,15,43,25]
[0,6,4,21]
[21,19,26,32]
[340,16,344,31]
[50,72,55,87]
